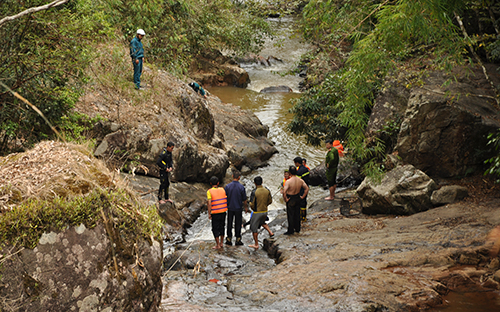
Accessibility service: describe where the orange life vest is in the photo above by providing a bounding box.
[208,187,227,214]
[333,140,344,157]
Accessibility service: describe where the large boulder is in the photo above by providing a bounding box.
[0,224,162,312]
[356,164,437,215]
[83,69,274,183]
[209,100,278,169]
[393,67,500,178]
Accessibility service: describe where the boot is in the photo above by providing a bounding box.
[225,237,232,246]
[235,237,244,246]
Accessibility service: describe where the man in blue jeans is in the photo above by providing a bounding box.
[130,29,145,90]
[224,170,248,246]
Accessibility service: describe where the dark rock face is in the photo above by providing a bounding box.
[0,224,162,312]
[259,85,293,93]
[91,72,275,184]
[209,100,278,170]
[357,164,437,215]
[368,66,500,178]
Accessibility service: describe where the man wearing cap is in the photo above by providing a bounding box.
[130,29,146,90]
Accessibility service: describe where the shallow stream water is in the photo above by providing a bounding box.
[158,16,500,312]
[186,16,328,243]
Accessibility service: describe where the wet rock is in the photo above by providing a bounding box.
[260,85,293,93]
[493,270,500,282]
[458,253,480,265]
[482,277,499,289]
[357,164,437,215]
[211,100,278,169]
[431,185,469,206]
[488,258,500,270]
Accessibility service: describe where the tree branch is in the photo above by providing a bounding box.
[455,12,500,106]
[0,0,69,27]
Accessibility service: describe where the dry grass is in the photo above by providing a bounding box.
[0,140,129,211]
[75,41,190,138]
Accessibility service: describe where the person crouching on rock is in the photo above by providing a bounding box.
[156,142,175,204]
[189,81,207,99]
[248,176,273,250]
[207,176,228,250]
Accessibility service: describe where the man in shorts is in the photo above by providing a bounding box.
[248,176,273,249]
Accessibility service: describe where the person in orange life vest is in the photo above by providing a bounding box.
[279,169,291,195]
[294,156,310,222]
[207,176,228,250]
[302,158,311,171]
[248,176,273,249]
[333,140,344,157]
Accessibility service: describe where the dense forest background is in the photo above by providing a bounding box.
[1,0,499,177]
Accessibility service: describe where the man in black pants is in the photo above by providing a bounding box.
[157,142,175,204]
[283,166,309,235]
[294,157,310,222]
[224,170,248,246]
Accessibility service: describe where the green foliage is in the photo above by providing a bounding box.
[292,0,500,178]
[485,131,500,183]
[59,112,104,144]
[0,189,163,249]
[100,0,272,73]
[289,71,347,145]
[0,0,111,154]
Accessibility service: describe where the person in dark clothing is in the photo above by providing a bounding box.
[325,139,340,200]
[157,142,175,203]
[294,156,310,222]
[130,29,146,90]
[224,170,248,246]
[188,82,207,99]
[283,166,309,235]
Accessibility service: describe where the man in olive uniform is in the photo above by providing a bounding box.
[325,139,340,200]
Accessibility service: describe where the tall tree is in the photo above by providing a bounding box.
[292,0,500,176]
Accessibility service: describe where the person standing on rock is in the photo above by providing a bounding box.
[248,176,273,249]
[283,166,309,235]
[157,142,175,204]
[207,176,228,250]
[294,156,310,222]
[324,139,340,201]
[188,82,207,99]
[224,170,248,246]
[130,29,146,90]
[302,158,311,171]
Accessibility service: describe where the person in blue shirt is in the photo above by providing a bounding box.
[130,29,146,90]
[189,82,207,99]
[224,170,248,246]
